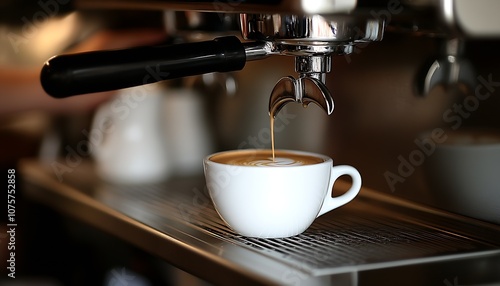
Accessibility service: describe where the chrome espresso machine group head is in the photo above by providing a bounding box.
[239,13,383,116]
[40,5,385,117]
[40,0,500,114]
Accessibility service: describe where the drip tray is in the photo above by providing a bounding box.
[21,160,500,284]
[95,178,500,276]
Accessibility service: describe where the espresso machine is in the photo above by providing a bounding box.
[20,0,500,285]
[40,0,500,208]
[41,7,383,115]
[40,0,499,105]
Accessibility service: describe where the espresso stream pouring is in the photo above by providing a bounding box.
[268,76,335,159]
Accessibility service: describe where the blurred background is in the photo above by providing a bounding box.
[1,0,500,285]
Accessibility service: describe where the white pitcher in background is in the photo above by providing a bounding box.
[90,83,214,184]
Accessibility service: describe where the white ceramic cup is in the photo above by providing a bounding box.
[203,149,362,238]
[422,128,500,224]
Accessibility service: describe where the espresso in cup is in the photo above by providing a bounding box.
[204,149,362,238]
[209,150,324,167]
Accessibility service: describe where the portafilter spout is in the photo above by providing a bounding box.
[269,56,334,117]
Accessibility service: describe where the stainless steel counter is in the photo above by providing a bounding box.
[20,159,500,285]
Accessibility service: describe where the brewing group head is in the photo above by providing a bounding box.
[239,13,385,116]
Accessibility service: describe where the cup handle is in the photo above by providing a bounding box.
[317,165,362,217]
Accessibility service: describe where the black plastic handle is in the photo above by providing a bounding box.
[41,36,246,98]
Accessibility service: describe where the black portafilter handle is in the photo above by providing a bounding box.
[40,36,247,98]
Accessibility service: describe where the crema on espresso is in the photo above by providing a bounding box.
[210,150,324,166]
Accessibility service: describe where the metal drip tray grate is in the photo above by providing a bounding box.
[190,205,487,275]
[95,179,499,276]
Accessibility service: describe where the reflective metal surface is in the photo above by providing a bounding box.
[73,0,500,37]
[417,38,476,95]
[240,14,385,48]
[75,0,359,15]
[20,1,500,284]
[20,159,500,285]
[239,13,382,118]
[269,76,334,116]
